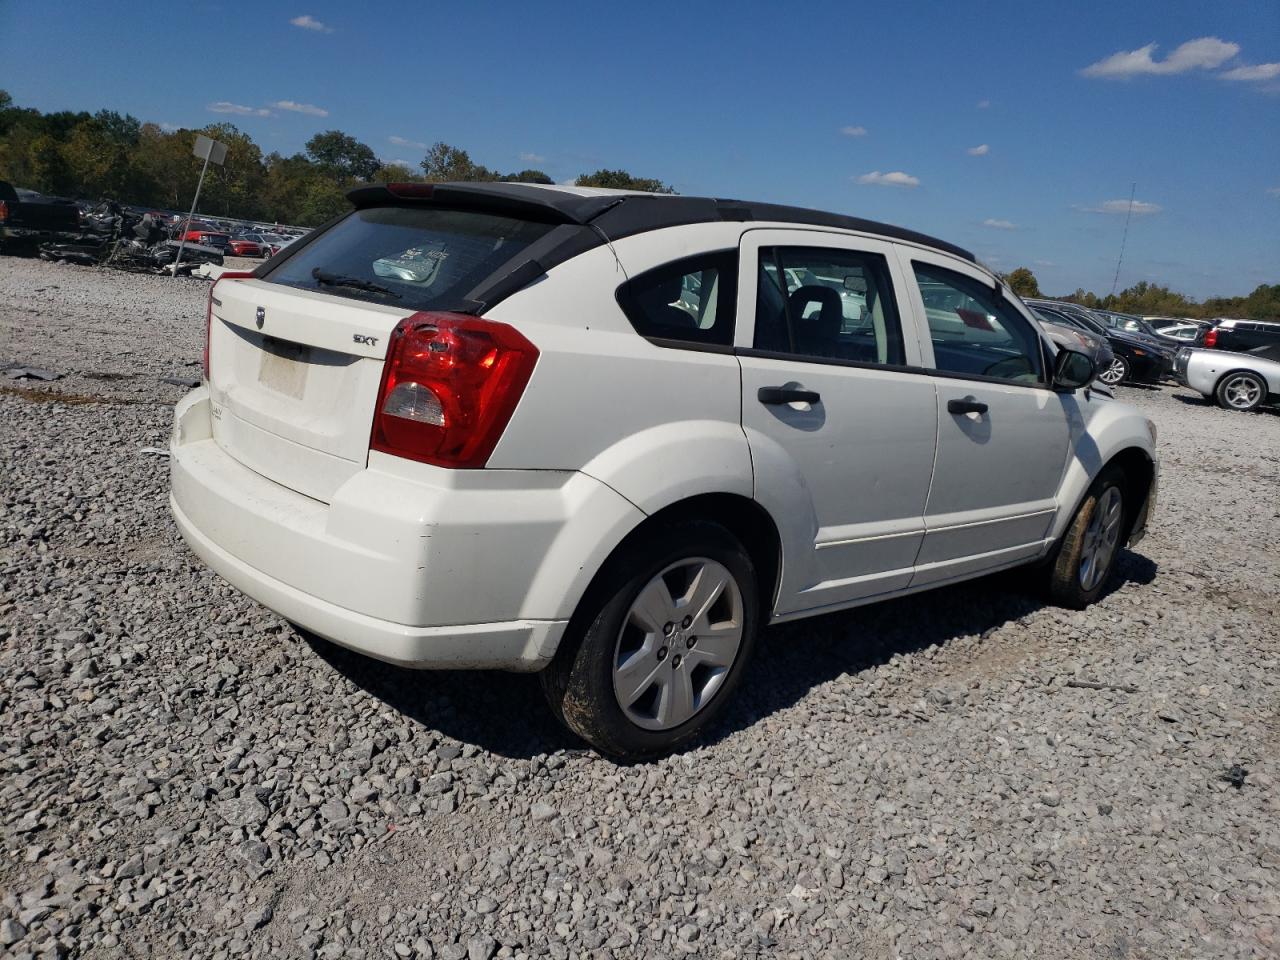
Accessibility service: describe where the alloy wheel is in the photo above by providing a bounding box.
[612,557,744,731]
[1099,357,1127,386]
[1222,374,1262,409]
[1078,486,1123,591]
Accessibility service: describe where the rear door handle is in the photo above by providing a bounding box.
[758,386,821,405]
[947,397,988,415]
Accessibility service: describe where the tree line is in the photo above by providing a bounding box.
[2,92,1272,316]
[0,90,673,227]
[1001,267,1278,321]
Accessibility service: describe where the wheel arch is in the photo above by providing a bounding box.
[1104,446,1156,543]
[560,492,784,647]
[1050,401,1157,548]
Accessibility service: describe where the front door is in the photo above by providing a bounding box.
[900,253,1074,586]
[736,230,938,615]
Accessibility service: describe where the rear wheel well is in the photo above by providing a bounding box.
[597,494,782,619]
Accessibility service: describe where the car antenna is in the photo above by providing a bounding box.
[588,222,628,280]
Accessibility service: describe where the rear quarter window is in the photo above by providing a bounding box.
[263,206,556,310]
[616,251,738,348]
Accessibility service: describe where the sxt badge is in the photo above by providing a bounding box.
[353,334,379,346]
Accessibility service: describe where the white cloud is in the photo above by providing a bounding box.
[1080,199,1163,215]
[290,14,333,32]
[207,101,271,117]
[389,136,428,149]
[1221,62,1280,81]
[159,122,180,132]
[1267,187,1280,197]
[967,143,990,156]
[271,100,328,117]
[519,151,547,163]
[976,99,991,109]
[855,170,919,188]
[982,218,1016,230]
[1081,37,1239,78]
[839,125,867,136]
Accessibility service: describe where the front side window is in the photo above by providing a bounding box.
[617,252,737,346]
[913,262,1043,384]
[754,247,905,365]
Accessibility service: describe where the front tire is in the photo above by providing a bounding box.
[1215,371,1266,411]
[1045,466,1127,609]
[1098,355,1129,386]
[540,521,759,760]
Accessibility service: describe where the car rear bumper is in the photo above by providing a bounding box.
[169,388,642,670]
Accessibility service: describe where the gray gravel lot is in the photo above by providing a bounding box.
[2,255,1278,959]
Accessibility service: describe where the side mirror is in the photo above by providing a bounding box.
[1052,348,1095,391]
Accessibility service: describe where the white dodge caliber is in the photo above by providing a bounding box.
[170,182,1158,758]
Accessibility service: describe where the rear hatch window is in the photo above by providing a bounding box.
[262,206,556,310]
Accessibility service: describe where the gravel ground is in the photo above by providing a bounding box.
[2,255,1278,959]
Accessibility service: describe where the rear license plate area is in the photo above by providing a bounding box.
[258,336,311,399]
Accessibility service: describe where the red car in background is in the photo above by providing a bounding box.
[181,228,231,252]
[227,237,263,257]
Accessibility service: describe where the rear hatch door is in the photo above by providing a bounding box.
[206,200,564,502]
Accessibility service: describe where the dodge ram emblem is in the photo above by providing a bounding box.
[255,306,266,329]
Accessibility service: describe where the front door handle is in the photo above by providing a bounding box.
[759,386,821,405]
[947,397,988,415]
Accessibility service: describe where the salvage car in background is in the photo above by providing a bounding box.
[170,182,1158,758]
[1203,318,1280,362]
[1027,300,1169,387]
[1033,313,1113,379]
[1176,346,1280,412]
[228,236,263,257]
[0,180,81,252]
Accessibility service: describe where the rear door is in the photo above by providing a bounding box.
[207,203,560,502]
[736,230,938,614]
[899,250,1074,586]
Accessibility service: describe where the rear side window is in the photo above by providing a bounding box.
[264,206,556,309]
[754,246,905,365]
[617,252,737,347]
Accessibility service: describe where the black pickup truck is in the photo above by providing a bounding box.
[0,181,81,251]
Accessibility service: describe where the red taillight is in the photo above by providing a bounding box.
[203,271,255,381]
[386,183,435,199]
[371,312,538,468]
[1203,328,1217,349]
[0,200,8,222]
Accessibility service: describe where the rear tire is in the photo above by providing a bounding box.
[1215,371,1266,411]
[540,520,759,760]
[1044,466,1127,609]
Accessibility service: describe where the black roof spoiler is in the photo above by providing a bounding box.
[344,181,975,263]
[345,182,624,225]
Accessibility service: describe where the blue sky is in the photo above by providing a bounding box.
[5,0,1278,298]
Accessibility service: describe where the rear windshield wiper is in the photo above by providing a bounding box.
[311,267,401,299]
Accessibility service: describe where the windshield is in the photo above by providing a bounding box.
[263,205,556,309]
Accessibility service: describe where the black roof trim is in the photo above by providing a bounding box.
[344,182,974,262]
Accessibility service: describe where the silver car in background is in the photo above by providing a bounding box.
[1175,346,1280,412]
[1033,313,1114,381]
